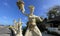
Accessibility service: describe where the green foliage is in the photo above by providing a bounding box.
[47,6,60,19]
[22,26,27,35]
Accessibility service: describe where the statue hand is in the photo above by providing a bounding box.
[17,1,25,13]
[21,7,25,13]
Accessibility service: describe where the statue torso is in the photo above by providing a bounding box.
[28,15,36,25]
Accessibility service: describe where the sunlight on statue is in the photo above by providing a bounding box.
[16,19,23,36]
[17,0,25,13]
[17,0,43,36]
[29,5,35,13]
[11,19,23,36]
[24,5,42,36]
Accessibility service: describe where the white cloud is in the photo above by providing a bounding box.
[42,5,51,10]
[2,16,7,19]
[0,0,9,7]
[1,1,10,7]
[0,16,8,24]
[3,2,9,7]
[25,17,27,20]
[22,22,24,24]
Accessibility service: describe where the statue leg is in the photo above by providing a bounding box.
[25,26,42,36]
[25,28,33,36]
[32,26,42,36]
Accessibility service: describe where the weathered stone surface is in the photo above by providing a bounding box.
[0,26,11,36]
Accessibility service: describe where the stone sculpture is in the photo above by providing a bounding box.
[17,0,43,36]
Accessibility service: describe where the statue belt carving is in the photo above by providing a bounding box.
[28,23,36,31]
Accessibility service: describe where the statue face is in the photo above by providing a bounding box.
[29,5,35,13]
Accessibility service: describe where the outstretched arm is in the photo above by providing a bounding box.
[22,11,29,16]
[35,16,43,22]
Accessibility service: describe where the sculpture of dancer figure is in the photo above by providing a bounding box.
[24,6,42,36]
[17,0,43,36]
[16,19,23,36]
[11,19,23,36]
[9,20,17,36]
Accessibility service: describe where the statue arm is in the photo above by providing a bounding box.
[35,16,43,22]
[38,17,43,22]
[22,12,29,16]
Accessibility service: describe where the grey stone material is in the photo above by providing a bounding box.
[0,27,11,36]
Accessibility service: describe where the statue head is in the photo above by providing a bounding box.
[29,5,35,14]
[17,1,25,13]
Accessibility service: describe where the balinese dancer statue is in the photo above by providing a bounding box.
[11,19,23,36]
[16,19,23,36]
[17,0,42,36]
[9,20,17,36]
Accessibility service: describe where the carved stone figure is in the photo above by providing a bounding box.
[16,19,23,36]
[17,0,43,36]
[24,6,42,36]
[11,19,23,36]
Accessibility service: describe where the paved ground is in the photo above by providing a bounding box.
[0,26,57,36]
[42,32,56,36]
[0,26,11,36]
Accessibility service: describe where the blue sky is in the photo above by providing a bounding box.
[0,0,60,26]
